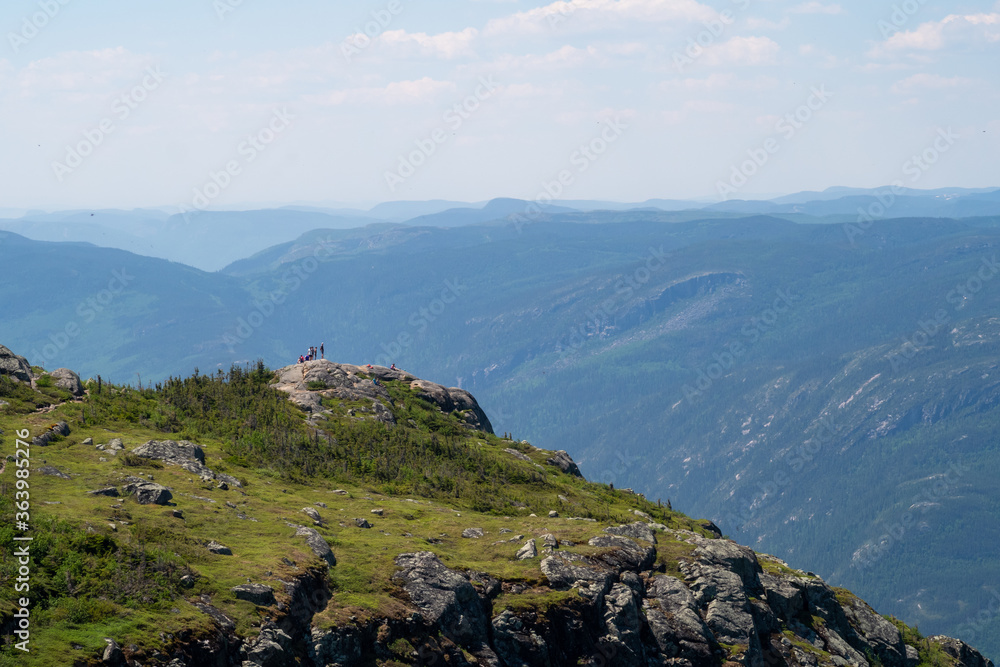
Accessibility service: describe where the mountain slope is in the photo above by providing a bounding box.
[4,215,1000,658]
[0,353,993,667]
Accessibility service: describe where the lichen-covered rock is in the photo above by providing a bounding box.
[602,582,648,666]
[301,507,322,523]
[587,534,656,572]
[49,368,85,396]
[604,521,656,544]
[310,625,364,667]
[131,440,242,488]
[393,551,492,649]
[207,540,232,555]
[540,554,613,600]
[515,539,537,560]
[38,465,70,479]
[270,360,493,433]
[32,421,70,447]
[294,526,336,567]
[232,583,276,607]
[493,609,551,667]
[0,345,32,383]
[646,574,718,664]
[124,481,172,505]
[928,637,994,667]
[463,527,485,539]
[241,621,293,667]
[545,450,582,477]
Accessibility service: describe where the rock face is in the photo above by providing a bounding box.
[382,528,993,667]
[232,583,276,607]
[546,450,582,477]
[393,551,498,663]
[0,344,32,383]
[79,520,994,667]
[49,368,85,396]
[270,360,494,433]
[294,526,336,567]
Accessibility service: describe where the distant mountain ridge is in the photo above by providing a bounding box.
[4,187,998,271]
[4,208,1000,659]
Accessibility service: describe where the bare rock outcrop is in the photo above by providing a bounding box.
[270,360,493,433]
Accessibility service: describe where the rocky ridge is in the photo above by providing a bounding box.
[146,520,994,667]
[0,347,992,667]
[270,359,494,433]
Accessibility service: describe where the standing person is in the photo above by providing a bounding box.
[320,343,324,360]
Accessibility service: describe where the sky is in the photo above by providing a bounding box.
[0,0,997,211]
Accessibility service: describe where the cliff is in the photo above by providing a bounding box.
[0,351,992,667]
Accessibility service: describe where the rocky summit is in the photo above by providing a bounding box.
[271,359,494,433]
[0,345,992,667]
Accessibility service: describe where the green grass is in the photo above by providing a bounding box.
[0,362,717,664]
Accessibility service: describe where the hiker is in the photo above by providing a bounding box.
[298,355,304,364]
[390,363,397,371]
[373,377,380,386]
[320,343,324,359]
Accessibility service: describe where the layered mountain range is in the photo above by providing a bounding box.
[2,202,1000,658]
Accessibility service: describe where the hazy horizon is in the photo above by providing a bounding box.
[2,0,997,212]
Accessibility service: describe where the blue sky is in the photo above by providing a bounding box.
[0,0,997,210]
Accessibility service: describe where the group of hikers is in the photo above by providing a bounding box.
[297,343,324,364]
[296,350,404,376]
[363,362,399,385]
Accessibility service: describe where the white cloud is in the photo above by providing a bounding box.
[490,45,598,73]
[484,0,718,36]
[789,2,842,15]
[11,48,156,98]
[374,28,480,59]
[890,73,975,94]
[700,36,781,67]
[306,77,457,106]
[659,73,780,92]
[875,13,1000,55]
